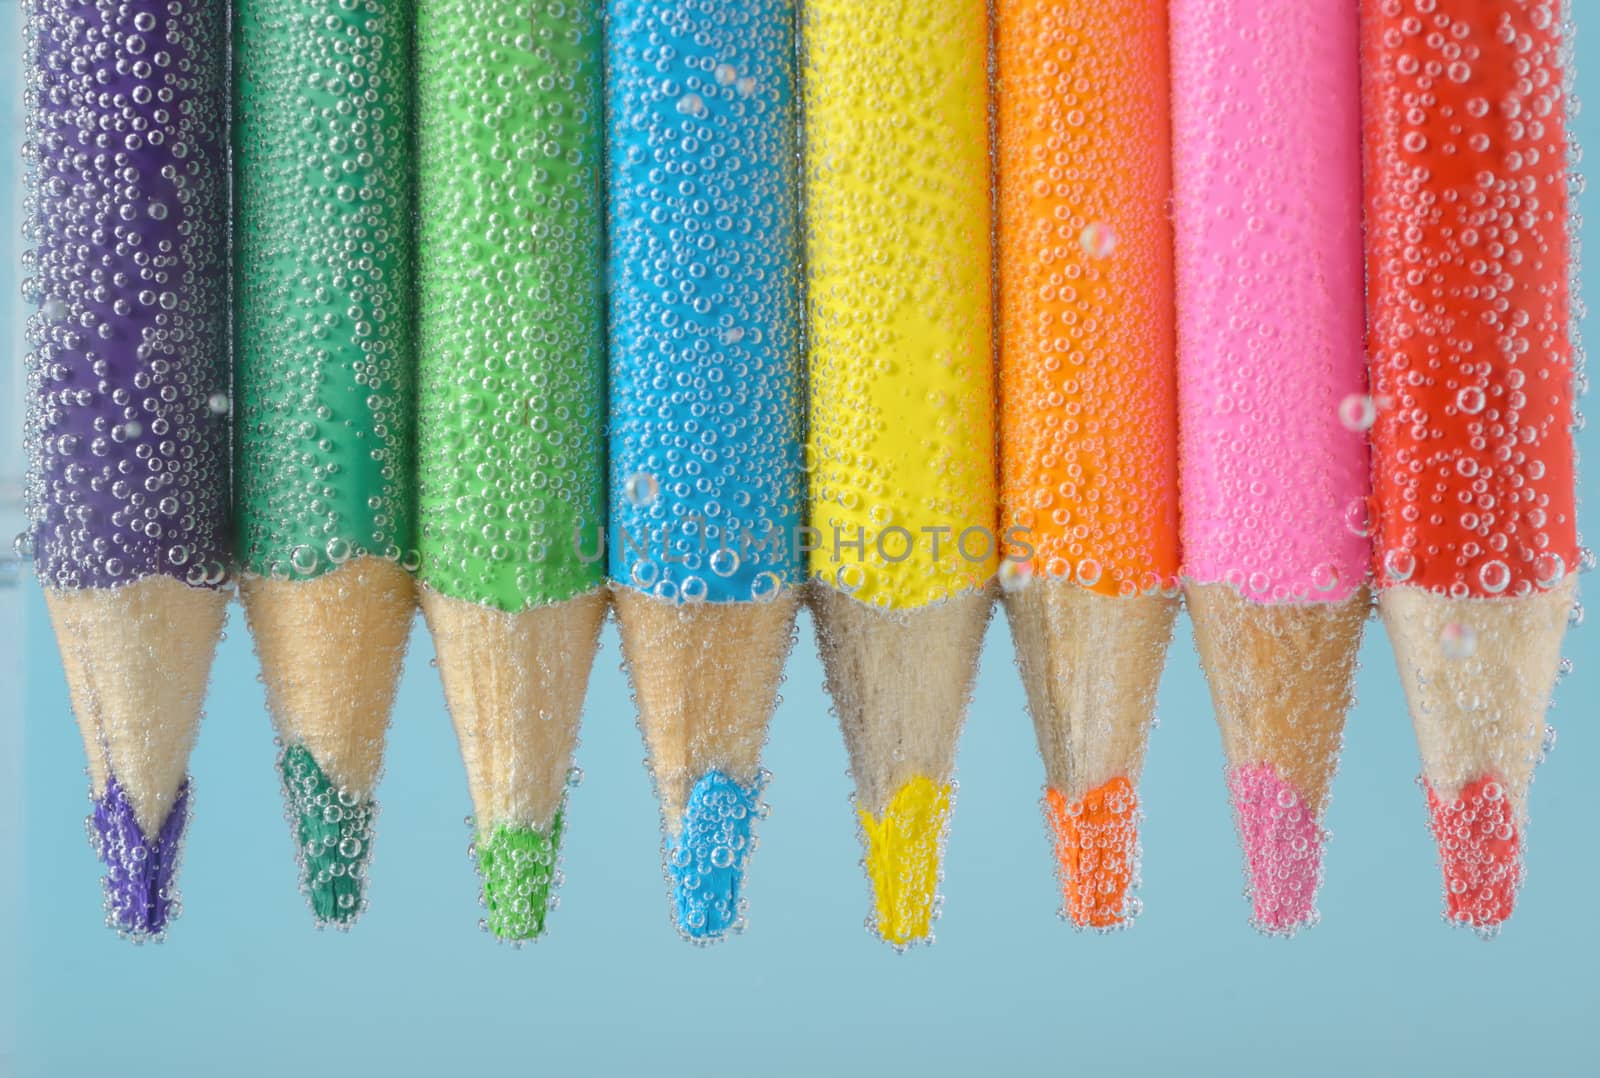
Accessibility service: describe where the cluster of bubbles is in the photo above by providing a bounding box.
[415,0,607,610]
[996,0,1180,599]
[21,0,231,591]
[473,815,566,944]
[854,775,956,952]
[1366,0,1578,599]
[89,774,190,941]
[666,769,765,942]
[280,743,376,927]
[1227,763,1326,937]
[803,0,996,608]
[1170,0,1371,604]
[233,0,416,582]
[607,0,804,605]
[1043,776,1143,931]
[1425,775,1522,934]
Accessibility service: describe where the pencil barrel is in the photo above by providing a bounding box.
[1172,1,1371,934]
[1171,0,1369,602]
[1363,0,1577,597]
[233,0,417,579]
[232,0,419,927]
[25,0,231,939]
[417,0,606,612]
[603,0,804,943]
[606,0,804,605]
[996,0,1178,597]
[24,0,231,591]
[1363,0,1579,932]
[995,0,1180,931]
[801,0,997,949]
[803,0,996,606]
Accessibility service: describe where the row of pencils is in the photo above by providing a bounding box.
[22,0,1580,947]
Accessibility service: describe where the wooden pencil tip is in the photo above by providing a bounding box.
[241,555,416,798]
[242,557,414,925]
[614,587,796,835]
[1005,580,1175,814]
[810,587,991,948]
[1382,577,1574,817]
[1188,583,1366,934]
[46,576,228,840]
[812,586,992,817]
[1189,582,1368,826]
[1380,577,1574,930]
[423,587,606,835]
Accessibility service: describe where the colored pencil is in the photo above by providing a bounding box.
[24,0,230,938]
[233,0,418,927]
[803,0,997,949]
[1171,0,1371,934]
[607,0,804,942]
[1362,0,1577,931]
[995,0,1181,930]
[415,0,609,943]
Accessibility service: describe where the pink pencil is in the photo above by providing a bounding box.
[1171,0,1371,934]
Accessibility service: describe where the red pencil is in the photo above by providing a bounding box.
[1362,0,1578,930]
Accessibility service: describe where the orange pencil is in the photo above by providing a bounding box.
[996,0,1180,929]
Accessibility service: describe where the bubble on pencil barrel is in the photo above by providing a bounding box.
[1079,221,1116,260]
[997,557,1033,595]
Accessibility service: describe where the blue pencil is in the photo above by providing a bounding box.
[605,0,804,943]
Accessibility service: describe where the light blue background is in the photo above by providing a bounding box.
[6,7,1598,1076]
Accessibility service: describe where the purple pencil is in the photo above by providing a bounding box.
[22,0,230,939]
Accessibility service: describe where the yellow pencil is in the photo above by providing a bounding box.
[803,0,997,949]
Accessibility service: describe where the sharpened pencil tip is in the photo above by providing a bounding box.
[1426,775,1522,931]
[668,770,760,942]
[477,816,564,942]
[1228,764,1325,936]
[858,776,951,949]
[1045,776,1139,929]
[91,774,190,940]
[280,744,375,927]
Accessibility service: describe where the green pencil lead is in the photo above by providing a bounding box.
[280,744,378,927]
[476,815,566,942]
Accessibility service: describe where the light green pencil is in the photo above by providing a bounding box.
[233,0,418,927]
[415,0,609,942]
